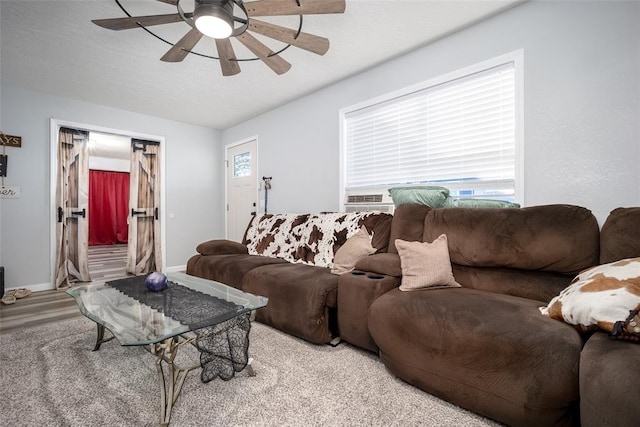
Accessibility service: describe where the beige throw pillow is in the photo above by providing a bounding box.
[331,226,376,274]
[396,235,461,291]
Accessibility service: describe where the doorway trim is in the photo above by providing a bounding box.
[49,118,167,289]
[225,135,259,240]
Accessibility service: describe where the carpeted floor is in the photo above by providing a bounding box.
[0,317,499,426]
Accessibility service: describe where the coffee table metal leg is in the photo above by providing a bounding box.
[152,337,200,426]
[246,357,256,377]
[93,323,115,351]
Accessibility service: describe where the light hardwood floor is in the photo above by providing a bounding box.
[88,243,129,282]
[0,244,129,335]
[0,289,83,335]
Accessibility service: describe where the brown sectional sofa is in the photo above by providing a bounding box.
[186,211,392,344]
[187,204,640,426]
[366,204,599,426]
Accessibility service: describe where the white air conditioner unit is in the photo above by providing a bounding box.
[343,190,395,214]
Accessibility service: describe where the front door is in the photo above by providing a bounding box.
[226,139,258,242]
[126,139,162,275]
[54,127,90,287]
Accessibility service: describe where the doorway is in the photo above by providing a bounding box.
[50,119,166,289]
[226,138,258,242]
[87,132,130,281]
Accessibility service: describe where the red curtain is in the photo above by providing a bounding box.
[89,170,130,246]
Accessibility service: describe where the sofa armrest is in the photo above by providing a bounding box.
[338,271,400,351]
[196,239,248,255]
[354,253,402,277]
[580,332,640,426]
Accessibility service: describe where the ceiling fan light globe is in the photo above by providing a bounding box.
[195,15,232,38]
[194,2,234,39]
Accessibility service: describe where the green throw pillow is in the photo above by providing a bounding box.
[442,197,520,209]
[388,186,450,208]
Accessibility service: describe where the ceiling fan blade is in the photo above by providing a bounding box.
[248,19,329,55]
[92,14,184,31]
[156,0,178,5]
[215,38,241,76]
[245,0,346,17]
[236,32,291,75]
[161,29,204,62]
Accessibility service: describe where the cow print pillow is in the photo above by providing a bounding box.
[539,257,640,341]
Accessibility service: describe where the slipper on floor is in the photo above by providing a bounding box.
[1,290,16,305]
[14,288,32,299]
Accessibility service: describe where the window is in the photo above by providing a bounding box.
[233,152,251,178]
[341,52,522,203]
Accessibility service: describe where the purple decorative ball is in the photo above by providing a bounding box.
[145,272,168,292]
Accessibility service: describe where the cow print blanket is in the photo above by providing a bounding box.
[244,212,382,268]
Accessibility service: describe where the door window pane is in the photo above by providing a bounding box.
[233,152,251,178]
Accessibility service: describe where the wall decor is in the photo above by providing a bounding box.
[0,154,6,177]
[0,134,22,148]
[0,186,21,199]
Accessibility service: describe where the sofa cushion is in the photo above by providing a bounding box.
[387,203,432,254]
[600,207,640,264]
[540,257,640,340]
[186,253,288,290]
[331,226,376,275]
[424,204,600,274]
[369,287,582,426]
[396,235,461,291]
[354,253,402,277]
[196,239,248,255]
[243,212,391,268]
[452,264,573,303]
[242,263,339,344]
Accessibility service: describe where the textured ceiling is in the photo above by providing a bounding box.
[0,0,521,129]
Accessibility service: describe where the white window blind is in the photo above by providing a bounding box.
[344,62,516,199]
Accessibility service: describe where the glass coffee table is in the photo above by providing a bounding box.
[66,272,268,426]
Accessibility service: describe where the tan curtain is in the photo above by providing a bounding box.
[55,127,90,288]
[126,139,162,275]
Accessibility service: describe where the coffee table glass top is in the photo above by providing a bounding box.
[66,272,267,346]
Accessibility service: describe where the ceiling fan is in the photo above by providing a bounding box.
[92,0,346,76]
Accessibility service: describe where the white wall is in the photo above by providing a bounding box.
[89,156,130,172]
[221,1,640,224]
[0,85,223,288]
[2,1,638,289]
[88,131,130,172]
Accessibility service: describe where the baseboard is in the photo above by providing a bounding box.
[5,282,55,293]
[166,265,186,273]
